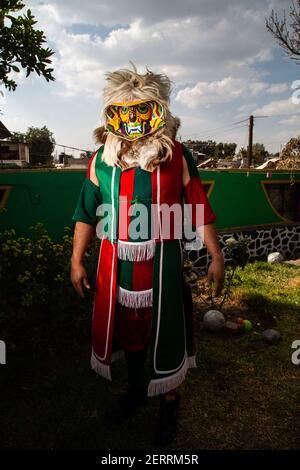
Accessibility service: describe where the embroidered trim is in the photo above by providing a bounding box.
[117,239,156,261]
[117,286,153,308]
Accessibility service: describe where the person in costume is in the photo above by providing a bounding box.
[71,65,224,446]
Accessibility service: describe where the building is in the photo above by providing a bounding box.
[55,152,90,169]
[0,122,30,167]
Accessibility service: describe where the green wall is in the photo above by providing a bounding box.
[199,169,295,230]
[0,169,85,239]
[0,168,299,239]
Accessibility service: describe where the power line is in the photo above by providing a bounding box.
[55,143,90,152]
[254,112,300,119]
[181,118,248,139]
[184,123,248,141]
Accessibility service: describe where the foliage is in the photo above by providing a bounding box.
[26,125,55,165]
[214,142,237,159]
[183,140,237,161]
[239,143,269,165]
[266,0,300,64]
[184,236,250,312]
[8,131,26,143]
[0,223,99,356]
[224,236,250,270]
[276,136,300,169]
[0,162,19,169]
[0,0,55,91]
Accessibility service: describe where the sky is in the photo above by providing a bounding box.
[1,0,300,157]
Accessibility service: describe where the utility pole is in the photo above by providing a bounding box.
[248,115,254,167]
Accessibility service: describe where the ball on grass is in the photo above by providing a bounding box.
[203,310,225,332]
[262,329,281,345]
[243,320,253,332]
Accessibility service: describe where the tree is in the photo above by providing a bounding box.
[26,126,55,165]
[183,140,216,157]
[214,142,237,159]
[8,131,26,143]
[0,0,55,91]
[266,0,300,64]
[238,143,269,165]
[252,143,269,164]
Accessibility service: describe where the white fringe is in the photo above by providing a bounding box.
[188,355,197,368]
[117,239,156,262]
[147,354,193,397]
[90,351,112,381]
[117,286,153,308]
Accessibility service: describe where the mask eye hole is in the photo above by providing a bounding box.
[137,103,149,114]
[120,106,129,115]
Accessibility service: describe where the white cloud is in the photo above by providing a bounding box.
[279,116,300,126]
[175,77,280,108]
[175,77,247,108]
[25,0,288,99]
[254,98,298,116]
[267,83,290,94]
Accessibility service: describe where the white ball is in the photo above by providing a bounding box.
[203,310,225,332]
[267,252,283,263]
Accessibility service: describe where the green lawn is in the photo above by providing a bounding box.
[0,261,299,449]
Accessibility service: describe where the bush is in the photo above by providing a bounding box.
[0,223,99,361]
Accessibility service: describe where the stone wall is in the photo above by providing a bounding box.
[184,224,300,271]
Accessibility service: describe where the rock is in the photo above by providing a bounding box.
[262,329,281,345]
[224,320,240,333]
[203,310,225,332]
[267,252,284,263]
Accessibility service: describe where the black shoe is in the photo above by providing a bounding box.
[153,392,181,446]
[105,387,148,424]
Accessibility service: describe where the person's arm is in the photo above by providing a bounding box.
[71,152,101,298]
[182,145,225,296]
[198,223,224,297]
[71,222,95,298]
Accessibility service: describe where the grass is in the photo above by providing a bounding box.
[0,261,299,449]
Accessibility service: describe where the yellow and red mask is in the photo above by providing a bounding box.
[105,99,165,141]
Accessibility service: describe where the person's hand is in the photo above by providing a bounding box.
[71,262,90,298]
[207,253,225,297]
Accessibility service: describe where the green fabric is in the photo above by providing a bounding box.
[182,143,199,179]
[150,240,186,375]
[117,259,133,290]
[72,178,102,226]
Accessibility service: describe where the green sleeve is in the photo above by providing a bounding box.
[72,178,102,226]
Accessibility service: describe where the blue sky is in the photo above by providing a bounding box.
[1,0,299,156]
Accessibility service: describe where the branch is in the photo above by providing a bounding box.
[266,2,300,61]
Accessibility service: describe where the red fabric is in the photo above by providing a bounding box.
[151,140,184,240]
[114,253,154,351]
[114,304,152,352]
[118,168,135,240]
[184,177,216,227]
[132,258,154,291]
[86,150,98,179]
[92,238,118,364]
